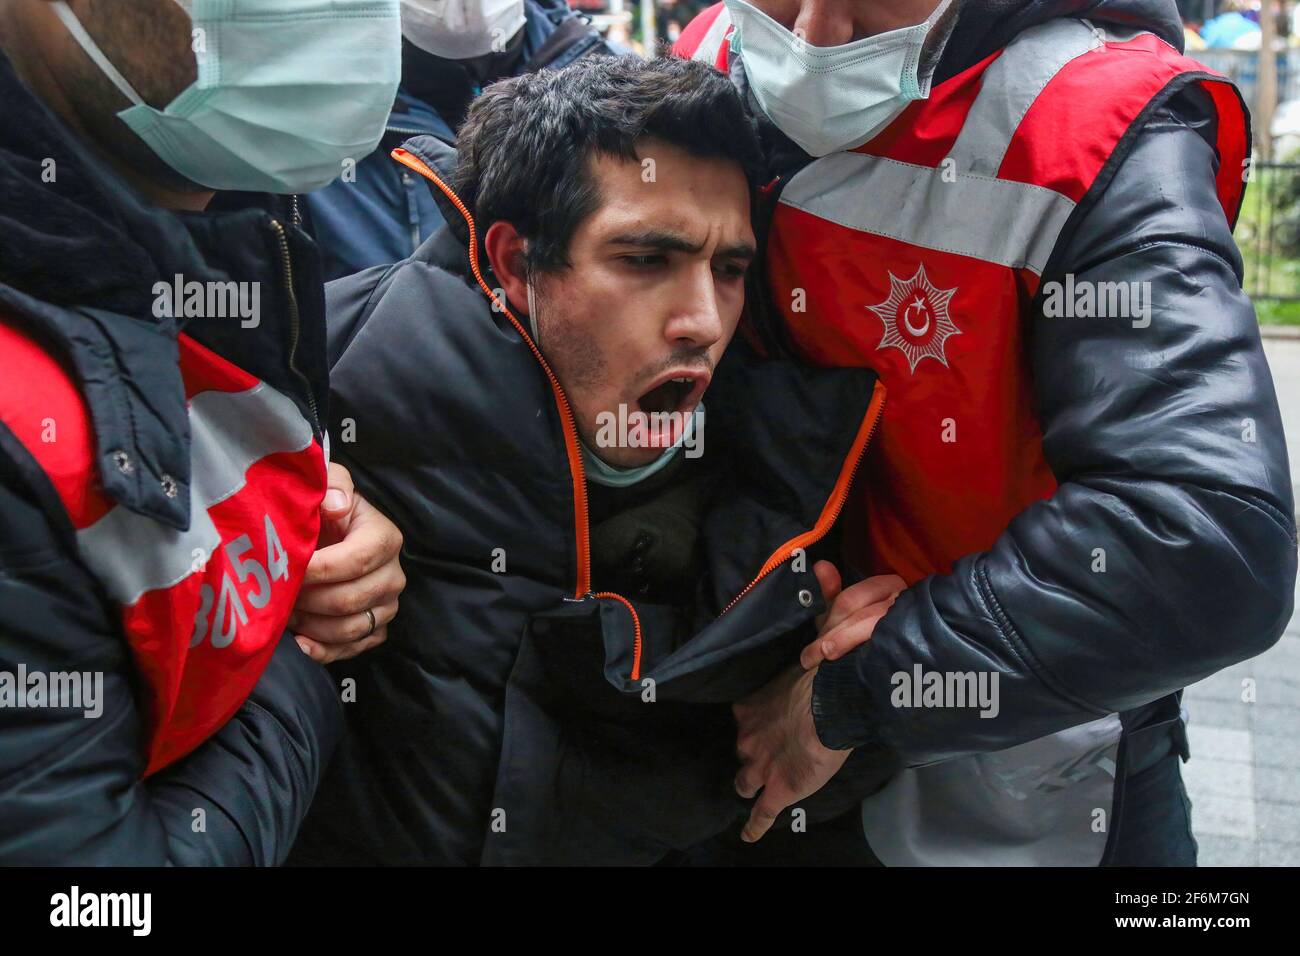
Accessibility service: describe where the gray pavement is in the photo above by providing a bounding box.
[1183,335,1300,866]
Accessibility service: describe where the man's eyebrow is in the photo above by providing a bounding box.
[608,230,702,254]
[607,230,756,260]
[718,241,757,261]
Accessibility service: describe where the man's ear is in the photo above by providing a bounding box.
[483,220,530,319]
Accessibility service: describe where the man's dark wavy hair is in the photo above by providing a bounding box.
[453,54,765,276]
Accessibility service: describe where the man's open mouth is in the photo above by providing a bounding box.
[632,369,709,447]
[636,371,709,417]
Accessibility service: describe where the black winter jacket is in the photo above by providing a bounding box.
[0,50,342,864]
[290,136,883,865]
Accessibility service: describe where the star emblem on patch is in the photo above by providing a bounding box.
[867,263,961,373]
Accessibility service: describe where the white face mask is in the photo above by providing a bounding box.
[723,0,954,157]
[400,0,526,59]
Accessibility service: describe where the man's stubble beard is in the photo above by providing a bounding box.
[533,279,609,394]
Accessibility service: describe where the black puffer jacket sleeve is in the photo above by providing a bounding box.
[0,450,344,864]
[813,84,1299,762]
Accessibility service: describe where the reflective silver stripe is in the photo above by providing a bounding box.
[78,383,314,606]
[945,19,1101,179]
[1084,18,1156,45]
[779,151,1076,274]
[691,6,732,64]
[861,714,1123,866]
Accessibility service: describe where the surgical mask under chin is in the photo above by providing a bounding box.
[401,0,526,58]
[723,0,953,158]
[51,0,401,194]
[582,402,705,489]
[526,279,542,345]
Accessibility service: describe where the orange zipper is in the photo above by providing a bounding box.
[718,380,886,616]
[593,591,644,680]
[605,382,884,679]
[393,148,592,599]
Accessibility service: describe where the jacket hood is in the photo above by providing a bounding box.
[937,0,1184,83]
[0,49,326,530]
[395,135,471,247]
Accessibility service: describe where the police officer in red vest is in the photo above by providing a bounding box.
[0,0,407,863]
[678,0,1297,864]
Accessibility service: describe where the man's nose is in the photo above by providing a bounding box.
[790,0,858,47]
[664,268,725,350]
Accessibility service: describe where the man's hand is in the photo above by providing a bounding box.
[733,663,851,842]
[800,561,905,669]
[289,462,405,663]
[731,561,907,843]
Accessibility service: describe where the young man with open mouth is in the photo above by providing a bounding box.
[289,54,902,866]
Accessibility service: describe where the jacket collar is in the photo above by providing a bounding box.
[396,135,472,251]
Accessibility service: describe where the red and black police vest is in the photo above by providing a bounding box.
[0,322,325,776]
[679,7,1250,864]
[680,8,1248,586]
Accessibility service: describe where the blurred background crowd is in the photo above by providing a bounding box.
[568,0,710,52]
